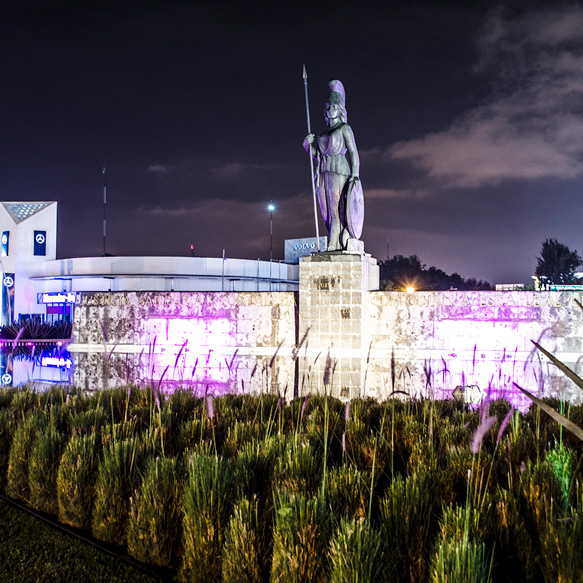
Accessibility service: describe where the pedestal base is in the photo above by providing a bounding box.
[297,251,379,399]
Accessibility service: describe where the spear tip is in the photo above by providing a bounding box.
[303,64,307,80]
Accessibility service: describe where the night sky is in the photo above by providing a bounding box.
[2,1,583,285]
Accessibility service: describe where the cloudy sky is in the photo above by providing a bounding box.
[2,0,583,285]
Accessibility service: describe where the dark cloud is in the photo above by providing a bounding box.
[389,6,583,187]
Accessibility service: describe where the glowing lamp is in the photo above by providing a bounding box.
[406,286,415,293]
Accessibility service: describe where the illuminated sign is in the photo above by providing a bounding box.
[1,231,8,256]
[1,373,12,385]
[38,292,77,304]
[34,230,47,256]
[3,275,14,288]
[284,236,328,264]
[40,356,73,369]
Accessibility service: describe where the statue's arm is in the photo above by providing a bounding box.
[303,134,318,160]
[343,125,360,180]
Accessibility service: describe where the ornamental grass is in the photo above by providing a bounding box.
[57,433,100,529]
[180,452,233,582]
[0,381,581,582]
[92,436,142,545]
[127,455,182,568]
[6,410,44,501]
[222,495,271,583]
[271,491,330,583]
[328,517,385,583]
[28,427,67,514]
[0,407,14,489]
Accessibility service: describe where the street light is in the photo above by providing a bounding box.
[267,203,275,290]
[267,203,275,262]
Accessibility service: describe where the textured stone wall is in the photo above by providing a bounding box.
[364,291,583,405]
[68,288,583,405]
[69,291,297,395]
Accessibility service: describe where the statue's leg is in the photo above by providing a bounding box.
[325,173,346,251]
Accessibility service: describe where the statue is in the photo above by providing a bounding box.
[303,79,364,252]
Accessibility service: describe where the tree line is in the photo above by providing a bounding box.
[379,255,492,291]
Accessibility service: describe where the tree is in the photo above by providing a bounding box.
[535,238,582,286]
[379,255,491,291]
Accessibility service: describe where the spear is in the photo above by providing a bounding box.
[303,65,321,252]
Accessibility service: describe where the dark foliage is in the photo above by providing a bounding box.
[379,255,492,291]
[535,238,583,286]
[0,319,72,340]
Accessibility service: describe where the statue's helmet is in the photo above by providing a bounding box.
[326,79,345,107]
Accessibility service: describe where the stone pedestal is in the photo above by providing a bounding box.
[298,251,379,399]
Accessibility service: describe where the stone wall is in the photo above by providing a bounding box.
[363,290,583,405]
[68,287,583,404]
[68,291,297,395]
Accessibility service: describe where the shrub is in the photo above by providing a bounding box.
[0,408,14,489]
[6,412,44,501]
[378,470,434,583]
[222,495,270,583]
[329,518,385,583]
[180,453,233,582]
[28,428,67,514]
[327,465,370,520]
[429,538,493,583]
[92,438,141,545]
[57,433,100,529]
[127,456,181,568]
[271,491,330,583]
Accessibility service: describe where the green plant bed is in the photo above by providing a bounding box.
[1,384,583,582]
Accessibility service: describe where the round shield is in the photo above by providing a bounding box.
[346,179,364,239]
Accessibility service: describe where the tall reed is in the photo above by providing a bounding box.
[127,455,181,568]
[6,411,44,501]
[180,453,233,582]
[328,518,384,583]
[222,495,270,583]
[92,437,140,544]
[271,490,330,583]
[378,470,434,583]
[28,428,67,514]
[57,433,100,529]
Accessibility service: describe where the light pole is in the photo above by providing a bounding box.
[267,203,275,289]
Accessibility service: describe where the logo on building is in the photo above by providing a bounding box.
[3,276,14,288]
[35,233,45,244]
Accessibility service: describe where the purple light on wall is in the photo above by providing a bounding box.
[141,316,239,395]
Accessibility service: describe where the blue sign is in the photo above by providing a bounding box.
[38,292,77,304]
[1,231,9,257]
[34,230,46,256]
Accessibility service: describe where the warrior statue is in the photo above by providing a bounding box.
[303,79,364,252]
